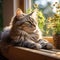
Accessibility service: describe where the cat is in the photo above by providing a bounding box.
[0,8,54,50]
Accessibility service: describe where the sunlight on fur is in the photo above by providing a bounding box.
[1,8,54,50]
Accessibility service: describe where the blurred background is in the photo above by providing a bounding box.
[32,0,60,18]
[0,0,60,36]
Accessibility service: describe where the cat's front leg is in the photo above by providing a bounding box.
[38,39,54,50]
[19,39,42,50]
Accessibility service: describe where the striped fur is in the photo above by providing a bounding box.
[1,9,53,50]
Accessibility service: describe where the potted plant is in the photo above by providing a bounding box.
[47,2,60,49]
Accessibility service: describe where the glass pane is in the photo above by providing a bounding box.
[31,0,60,36]
[32,0,59,17]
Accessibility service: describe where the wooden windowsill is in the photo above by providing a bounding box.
[1,46,60,60]
[43,36,54,45]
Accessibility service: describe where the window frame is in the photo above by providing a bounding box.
[24,0,53,42]
[24,0,32,12]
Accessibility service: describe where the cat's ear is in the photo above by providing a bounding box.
[16,8,23,16]
[31,11,37,19]
[28,9,37,19]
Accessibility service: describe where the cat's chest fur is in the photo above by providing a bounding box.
[9,10,42,43]
[10,25,42,43]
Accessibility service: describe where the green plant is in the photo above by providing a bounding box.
[47,2,60,35]
[26,4,45,33]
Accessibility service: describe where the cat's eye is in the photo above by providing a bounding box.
[25,21,32,27]
[25,22,30,24]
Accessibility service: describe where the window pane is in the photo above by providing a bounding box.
[25,0,60,36]
[32,0,59,18]
[31,0,60,36]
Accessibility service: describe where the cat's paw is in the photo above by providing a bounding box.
[38,39,54,50]
[35,43,42,50]
[46,43,54,50]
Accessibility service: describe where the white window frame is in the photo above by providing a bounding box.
[13,0,20,15]
[24,0,32,12]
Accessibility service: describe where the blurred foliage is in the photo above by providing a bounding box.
[26,2,60,36]
[32,0,54,18]
[46,2,60,35]
[31,1,60,36]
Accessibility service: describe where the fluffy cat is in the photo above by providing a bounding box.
[0,8,53,50]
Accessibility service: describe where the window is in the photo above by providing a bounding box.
[24,0,60,36]
[24,0,32,12]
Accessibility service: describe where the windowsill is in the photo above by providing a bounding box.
[1,46,60,60]
[43,36,54,45]
[43,36,53,38]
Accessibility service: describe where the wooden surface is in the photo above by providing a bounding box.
[1,46,60,60]
[1,37,60,60]
[44,37,54,45]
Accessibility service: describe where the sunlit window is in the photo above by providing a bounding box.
[25,0,60,36]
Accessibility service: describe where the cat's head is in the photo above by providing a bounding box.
[11,8,38,34]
